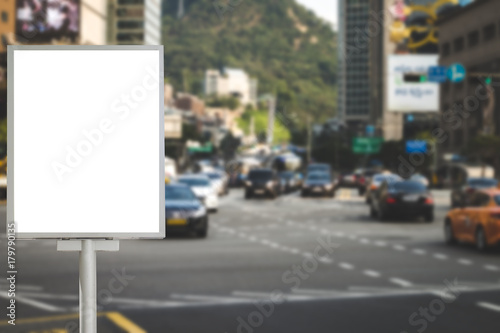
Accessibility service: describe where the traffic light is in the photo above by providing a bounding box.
[403,73,427,83]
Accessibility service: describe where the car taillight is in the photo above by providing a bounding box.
[359,177,365,185]
[386,197,396,204]
[424,197,434,204]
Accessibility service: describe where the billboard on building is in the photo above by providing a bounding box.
[387,55,439,112]
[16,0,79,43]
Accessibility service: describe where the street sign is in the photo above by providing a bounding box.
[406,140,427,154]
[8,45,165,239]
[352,137,384,154]
[366,125,375,136]
[447,63,466,83]
[428,66,447,83]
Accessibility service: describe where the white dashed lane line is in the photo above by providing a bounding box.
[484,265,499,272]
[389,278,413,288]
[433,253,448,260]
[458,258,473,266]
[412,249,427,255]
[393,244,406,251]
[339,262,355,270]
[477,302,500,313]
[363,270,381,278]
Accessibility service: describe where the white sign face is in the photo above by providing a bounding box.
[387,55,439,113]
[8,46,165,239]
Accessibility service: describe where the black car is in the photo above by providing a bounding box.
[244,168,281,199]
[165,183,208,238]
[301,172,335,197]
[370,180,434,222]
[451,177,498,207]
[278,171,303,193]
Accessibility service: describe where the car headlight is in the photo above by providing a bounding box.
[325,184,333,190]
[190,206,206,218]
[266,181,274,188]
[245,180,252,186]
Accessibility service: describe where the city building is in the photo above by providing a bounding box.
[175,92,205,117]
[108,0,162,45]
[204,68,258,107]
[437,0,500,154]
[81,0,108,45]
[0,0,15,52]
[338,0,459,141]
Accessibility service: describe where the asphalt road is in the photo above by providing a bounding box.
[1,188,499,332]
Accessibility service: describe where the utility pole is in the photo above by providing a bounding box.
[266,96,276,146]
[177,0,185,19]
[307,115,312,164]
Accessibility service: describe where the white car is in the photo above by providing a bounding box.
[177,175,219,212]
[202,171,228,196]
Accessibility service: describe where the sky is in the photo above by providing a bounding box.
[296,0,338,29]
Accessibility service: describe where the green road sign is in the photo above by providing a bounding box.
[352,137,384,154]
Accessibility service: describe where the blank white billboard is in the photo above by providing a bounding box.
[8,45,165,239]
[387,55,439,113]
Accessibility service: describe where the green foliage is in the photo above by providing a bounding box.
[206,96,240,110]
[163,0,337,127]
[237,109,291,144]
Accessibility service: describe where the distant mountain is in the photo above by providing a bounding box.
[162,0,337,124]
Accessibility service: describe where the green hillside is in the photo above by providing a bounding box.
[162,0,337,126]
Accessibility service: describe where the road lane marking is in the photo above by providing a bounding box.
[363,270,381,278]
[106,312,147,333]
[412,249,426,255]
[458,258,473,265]
[0,292,66,312]
[393,244,406,251]
[232,291,314,301]
[290,248,300,254]
[170,293,254,304]
[484,265,499,272]
[477,302,500,313]
[318,256,334,264]
[433,253,448,260]
[374,241,387,247]
[360,238,370,245]
[339,262,355,270]
[389,278,413,288]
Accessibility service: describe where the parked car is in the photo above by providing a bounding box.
[177,175,219,212]
[202,171,229,196]
[301,172,335,198]
[278,171,303,193]
[451,177,499,208]
[244,168,281,199]
[165,183,208,238]
[370,180,434,222]
[365,173,402,204]
[445,189,500,251]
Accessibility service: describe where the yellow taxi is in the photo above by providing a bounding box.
[445,189,500,251]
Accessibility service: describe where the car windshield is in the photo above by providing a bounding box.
[165,186,196,200]
[309,165,329,172]
[307,173,330,181]
[468,178,498,188]
[391,181,426,192]
[374,174,400,184]
[204,173,222,180]
[178,178,210,187]
[280,172,294,179]
[248,170,273,180]
[494,195,500,206]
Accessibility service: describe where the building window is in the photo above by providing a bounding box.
[467,30,479,47]
[117,20,144,29]
[453,37,464,53]
[483,23,496,42]
[116,33,143,42]
[118,0,143,4]
[441,42,450,57]
[1,11,7,22]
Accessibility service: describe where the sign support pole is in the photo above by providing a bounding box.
[57,240,120,333]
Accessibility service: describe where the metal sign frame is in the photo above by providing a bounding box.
[7,45,165,239]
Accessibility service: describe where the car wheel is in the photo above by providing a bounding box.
[476,227,488,252]
[196,227,208,238]
[301,191,307,197]
[444,219,456,245]
[424,212,434,223]
[358,188,365,196]
[245,190,252,200]
[370,206,377,219]
[330,191,335,198]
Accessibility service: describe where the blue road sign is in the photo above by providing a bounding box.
[428,66,447,83]
[406,140,427,154]
[447,63,466,83]
[407,115,414,122]
[366,125,375,136]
